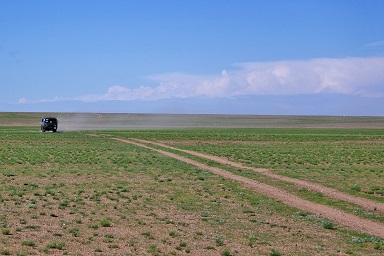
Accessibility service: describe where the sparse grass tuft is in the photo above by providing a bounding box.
[22,240,36,247]
[0,250,10,255]
[2,229,11,235]
[222,249,231,256]
[148,244,160,254]
[100,218,112,227]
[270,248,282,256]
[321,220,335,230]
[215,235,225,246]
[44,241,66,252]
[169,230,178,237]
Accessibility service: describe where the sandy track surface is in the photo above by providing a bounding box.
[114,138,384,238]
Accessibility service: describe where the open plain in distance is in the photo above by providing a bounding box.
[0,112,383,255]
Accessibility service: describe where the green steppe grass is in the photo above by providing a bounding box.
[0,126,383,255]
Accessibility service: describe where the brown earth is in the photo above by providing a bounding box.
[114,138,384,238]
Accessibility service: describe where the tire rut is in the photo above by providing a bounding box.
[131,138,384,214]
[114,138,384,238]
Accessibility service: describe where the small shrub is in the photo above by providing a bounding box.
[296,211,307,217]
[248,236,258,247]
[24,225,40,230]
[136,219,146,225]
[0,250,10,255]
[45,241,66,251]
[351,184,361,192]
[197,176,205,181]
[88,224,99,229]
[2,229,11,235]
[148,244,160,254]
[215,235,225,246]
[59,200,69,208]
[100,218,111,227]
[321,220,334,230]
[22,240,35,247]
[105,234,114,239]
[103,237,113,243]
[178,221,188,227]
[221,249,231,256]
[142,231,154,239]
[69,228,80,237]
[270,249,282,256]
[374,242,382,250]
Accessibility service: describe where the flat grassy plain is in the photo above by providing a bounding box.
[0,113,383,255]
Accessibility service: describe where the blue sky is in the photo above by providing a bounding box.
[1,0,384,115]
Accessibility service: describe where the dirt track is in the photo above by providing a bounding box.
[131,138,384,214]
[114,138,384,238]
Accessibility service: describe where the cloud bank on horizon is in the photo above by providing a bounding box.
[23,56,384,104]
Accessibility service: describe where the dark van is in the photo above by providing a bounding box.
[41,117,58,132]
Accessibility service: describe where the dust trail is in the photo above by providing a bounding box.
[114,137,384,238]
[131,138,384,214]
[57,113,105,131]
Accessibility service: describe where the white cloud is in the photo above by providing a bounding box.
[18,98,28,104]
[365,41,384,47]
[234,57,384,97]
[37,96,69,103]
[18,96,69,104]
[30,57,384,103]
